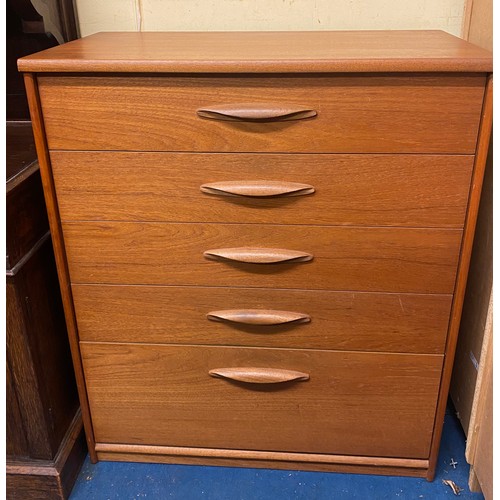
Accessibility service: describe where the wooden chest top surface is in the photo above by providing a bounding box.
[18,30,492,73]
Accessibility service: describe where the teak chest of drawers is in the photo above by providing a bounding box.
[19,30,492,480]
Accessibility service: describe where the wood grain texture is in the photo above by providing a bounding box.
[23,73,97,463]
[6,361,29,457]
[17,31,492,73]
[204,247,313,264]
[7,280,53,460]
[6,114,86,498]
[96,443,427,469]
[451,0,493,447]
[450,141,492,434]
[206,309,311,326]
[197,103,317,122]
[53,411,87,499]
[452,7,492,493]
[21,30,492,477]
[62,222,462,294]
[38,75,485,153]
[81,342,443,459]
[6,165,49,271]
[426,74,492,481]
[6,473,63,500]
[199,180,315,198]
[7,411,86,500]
[6,121,37,184]
[466,292,492,495]
[7,239,79,460]
[96,450,428,477]
[51,152,474,228]
[208,367,310,384]
[72,285,452,354]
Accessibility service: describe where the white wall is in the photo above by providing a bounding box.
[75,0,466,38]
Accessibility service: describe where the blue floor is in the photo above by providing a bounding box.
[70,406,484,499]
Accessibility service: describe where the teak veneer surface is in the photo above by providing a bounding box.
[95,449,428,477]
[51,152,473,228]
[18,29,492,479]
[72,285,452,353]
[81,342,443,459]
[95,444,428,470]
[62,222,462,293]
[426,75,493,479]
[23,72,98,462]
[17,31,492,73]
[38,75,485,153]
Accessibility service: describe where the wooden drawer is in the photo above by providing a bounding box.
[52,152,473,228]
[73,285,452,353]
[39,75,485,153]
[81,342,443,459]
[63,222,461,293]
[19,29,493,479]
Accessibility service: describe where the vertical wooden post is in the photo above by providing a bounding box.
[23,72,98,463]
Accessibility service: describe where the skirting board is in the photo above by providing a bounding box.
[96,443,429,479]
[7,410,87,499]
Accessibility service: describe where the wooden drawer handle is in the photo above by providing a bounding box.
[209,367,310,384]
[200,181,315,198]
[204,247,313,264]
[197,104,317,122]
[207,309,311,326]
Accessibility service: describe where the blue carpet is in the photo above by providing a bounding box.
[70,407,484,499]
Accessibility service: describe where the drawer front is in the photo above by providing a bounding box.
[73,285,452,353]
[39,75,485,153]
[63,222,461,293]
[81,343,443,459]
[52,152,473,228]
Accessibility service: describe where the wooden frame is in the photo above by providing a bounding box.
[453,1,493,495]
[23,72,97,463]
[19,31,492,479]
[426,74,492,479]
[7,411,86,498]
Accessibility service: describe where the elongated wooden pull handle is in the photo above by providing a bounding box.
[197,104,317,122]
[200,181,315,198]
[209,367,310,384]
[207,309,311,326]
[204,247,313,264]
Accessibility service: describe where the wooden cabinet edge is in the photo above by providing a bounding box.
[23,72,97,463]
[95,442,429,470]
[22,67,491,474]
[6,409,87,499]
[426,74,493,481]
[103,452,430,477]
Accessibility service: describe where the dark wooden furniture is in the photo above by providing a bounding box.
[6,122,86,499]
[18,30,492,480]
[7,2,86,497]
